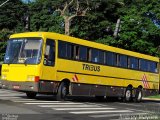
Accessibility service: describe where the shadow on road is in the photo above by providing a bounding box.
[19,94,123,103]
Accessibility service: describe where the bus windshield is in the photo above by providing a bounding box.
[4,38,42,64]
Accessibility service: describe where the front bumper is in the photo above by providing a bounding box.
[1,80,39,92]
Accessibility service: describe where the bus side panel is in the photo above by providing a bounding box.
[57,59,159,97]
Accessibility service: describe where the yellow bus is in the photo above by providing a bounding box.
[1,32,159,102]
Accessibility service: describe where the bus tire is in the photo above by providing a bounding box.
[95,96,104,101]
[134,88,142,102]
[56,82,68,101]
[124,88,132,102]
[26,92,37,99]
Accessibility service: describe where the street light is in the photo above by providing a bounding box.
[0,0,9,7]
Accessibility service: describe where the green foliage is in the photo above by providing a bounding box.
[0,0,160,62]
[71,0,121,40]
[0,29,12,62]
[117,0,160,56]
[0,0,27,30]
[29,0,64,33]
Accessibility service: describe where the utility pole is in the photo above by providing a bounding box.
[113,18,121,38]
[24,0,30,31]
[0,0,9,7]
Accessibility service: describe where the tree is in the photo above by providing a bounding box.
[29,0,64,33]
[117,0,160,56]
[0,0,159,58]
[0,0,27,31]
[0,0,27,62]
[55,0,89,35]
[71,0,122,40]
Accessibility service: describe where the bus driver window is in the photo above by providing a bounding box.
[44,39,55,66]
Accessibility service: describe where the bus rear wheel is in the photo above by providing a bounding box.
[134,88,142,102]
[56,82,69,101]
[95,96,104,101]
[124,88,132,102]
[26,92,37,99]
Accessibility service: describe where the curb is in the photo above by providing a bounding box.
[143,97,160,101]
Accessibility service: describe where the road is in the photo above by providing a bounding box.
[0,89,160,120]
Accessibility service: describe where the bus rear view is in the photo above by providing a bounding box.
[1,34,43,98]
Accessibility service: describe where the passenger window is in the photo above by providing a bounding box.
[58,41,66,58]
[99,50,105,64]
[129,57,139,69]
[118,55,127,68]
[67,43,74,59]
[106,52,117,66]
[44,39,55,66]
[149,61,158,73]
[87,48,91,62]
[79,46,87,61]
[74,45,79,60]
[91,49,99,63]
[140,59,149,71]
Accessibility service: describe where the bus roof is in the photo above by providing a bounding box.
[10,32,159,62]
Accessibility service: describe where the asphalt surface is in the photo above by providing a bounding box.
[0,89,160,120]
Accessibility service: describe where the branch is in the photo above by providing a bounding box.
[76,0,79,11]
[55,8,62,15]
[80,7,89,16]
[55,8,67,19]
[0,0,9,7]
[77,0,89,16]
[62,0,74,14]
[56,0,89,20]
[68,0,74,6]
[68,14,77,21]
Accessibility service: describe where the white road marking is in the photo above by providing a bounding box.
[90,112,148,118]
[0,96,22,99]
[25,102,84,105]
[13,100,61,103]
[39,104,99,108]
[70,110,132,114]
[118,103,142,107]
[55,107,116,110]
[11,98,38,101]
[0,94,24,97]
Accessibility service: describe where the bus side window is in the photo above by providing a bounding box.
[106,52,117,66]
[139,59,148,72]
[128,57,139,70]
[87,48,91,62]
[44,39,55,66]
[66,43,74,59]
[91,49,99,63]
[118,54,127,68]
[79,46,87,61]
[99,50,105,64]
[74,45,79,60]
[58,41,67,58]
[149,61,158,73]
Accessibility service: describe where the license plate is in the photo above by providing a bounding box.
[13,86,20,89]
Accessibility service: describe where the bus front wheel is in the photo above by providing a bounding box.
[56,82,69,101]
[26,92,37,99]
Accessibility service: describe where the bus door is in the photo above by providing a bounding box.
[41,39,56,81]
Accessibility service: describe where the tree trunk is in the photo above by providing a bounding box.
[65,17,70,35]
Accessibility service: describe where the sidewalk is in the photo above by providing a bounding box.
[143,97,160,102]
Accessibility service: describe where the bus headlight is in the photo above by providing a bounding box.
[27,76,39,82]
[1,74,7,80]
[27,76,35,81]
